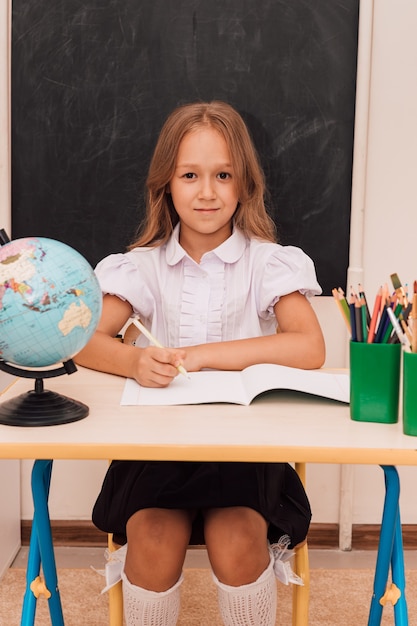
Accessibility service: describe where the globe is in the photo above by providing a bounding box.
[0,236,103,426]
[0,236,102,367]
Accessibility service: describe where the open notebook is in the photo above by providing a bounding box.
[120,363,349,406]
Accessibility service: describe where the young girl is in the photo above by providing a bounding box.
[75,100,325,626]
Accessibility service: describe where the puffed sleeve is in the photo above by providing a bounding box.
[256,245,322,318]
[94,253,155,318]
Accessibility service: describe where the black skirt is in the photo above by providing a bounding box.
[93,461,311,548]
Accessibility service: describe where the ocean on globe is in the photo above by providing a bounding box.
[0,237,102,368]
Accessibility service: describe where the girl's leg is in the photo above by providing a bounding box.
[122,570,183,626]
[205,506,277,626]
[122,508,194,626]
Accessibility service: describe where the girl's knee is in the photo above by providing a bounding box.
[124,508,193,590]
[204,507,270,585]
[127,508,193,547]
[205,507,267,549]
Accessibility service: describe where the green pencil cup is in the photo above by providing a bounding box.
[403,351,417,436]
[349,341,401,423]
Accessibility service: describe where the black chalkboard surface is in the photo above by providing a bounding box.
[11,0,358,294]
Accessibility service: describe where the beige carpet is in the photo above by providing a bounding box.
[0,567,416,625]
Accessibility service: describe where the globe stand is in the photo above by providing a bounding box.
[0,359,89,426]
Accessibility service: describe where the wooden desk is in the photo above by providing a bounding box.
[0,367,413,625]
[0,366,416,466]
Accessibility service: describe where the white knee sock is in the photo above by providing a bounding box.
[122,570,183,626]
[213,554,277,626]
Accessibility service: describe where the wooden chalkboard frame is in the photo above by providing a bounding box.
[5,0,363,294]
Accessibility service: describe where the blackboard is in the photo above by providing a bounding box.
[11,0,359,295]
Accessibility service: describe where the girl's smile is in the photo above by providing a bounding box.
[169,127,239,261]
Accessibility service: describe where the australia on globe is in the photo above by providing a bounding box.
[0,237,102,369]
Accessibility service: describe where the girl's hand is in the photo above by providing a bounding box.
[133,346,187,388]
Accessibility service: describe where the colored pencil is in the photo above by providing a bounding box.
[349,293,357,341]
[360,296,368,342]
[411,293,417,353]
[358,284,371,326]
[382,302,402,344]
[354,297,363,343]
[331,288,351,332]
[367,287,382,343]
[386,306,411,351]
[334,279,417,346]
[400,316,413,344]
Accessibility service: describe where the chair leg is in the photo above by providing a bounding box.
[292,462,310,626]
[292,542,310,626]
[108,534,124,626]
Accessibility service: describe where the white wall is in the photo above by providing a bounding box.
[4,0,417,531]
[350,0,417,527]
[362,0,417,293]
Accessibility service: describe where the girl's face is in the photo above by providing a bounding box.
[169,127,239,258]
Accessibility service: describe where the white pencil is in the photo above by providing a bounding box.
[131,318,190,378]
[386,306,411,352]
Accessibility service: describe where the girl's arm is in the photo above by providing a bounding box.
[74,294,186,387]
[182,291,325,372]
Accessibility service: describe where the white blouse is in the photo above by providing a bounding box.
[95,224,322,348]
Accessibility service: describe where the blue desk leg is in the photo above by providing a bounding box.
[392,502,407,624]
[368,465,408,626]
[20,460,64,626]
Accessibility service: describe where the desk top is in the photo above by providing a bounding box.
[0,367,416,465]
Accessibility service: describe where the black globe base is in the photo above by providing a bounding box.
[0,358,89,426]
[0,388,89,426]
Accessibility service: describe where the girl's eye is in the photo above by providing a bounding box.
[218,172,231,180]
[183,172,196,179]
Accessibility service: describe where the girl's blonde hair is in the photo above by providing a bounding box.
[129,101,277,249]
